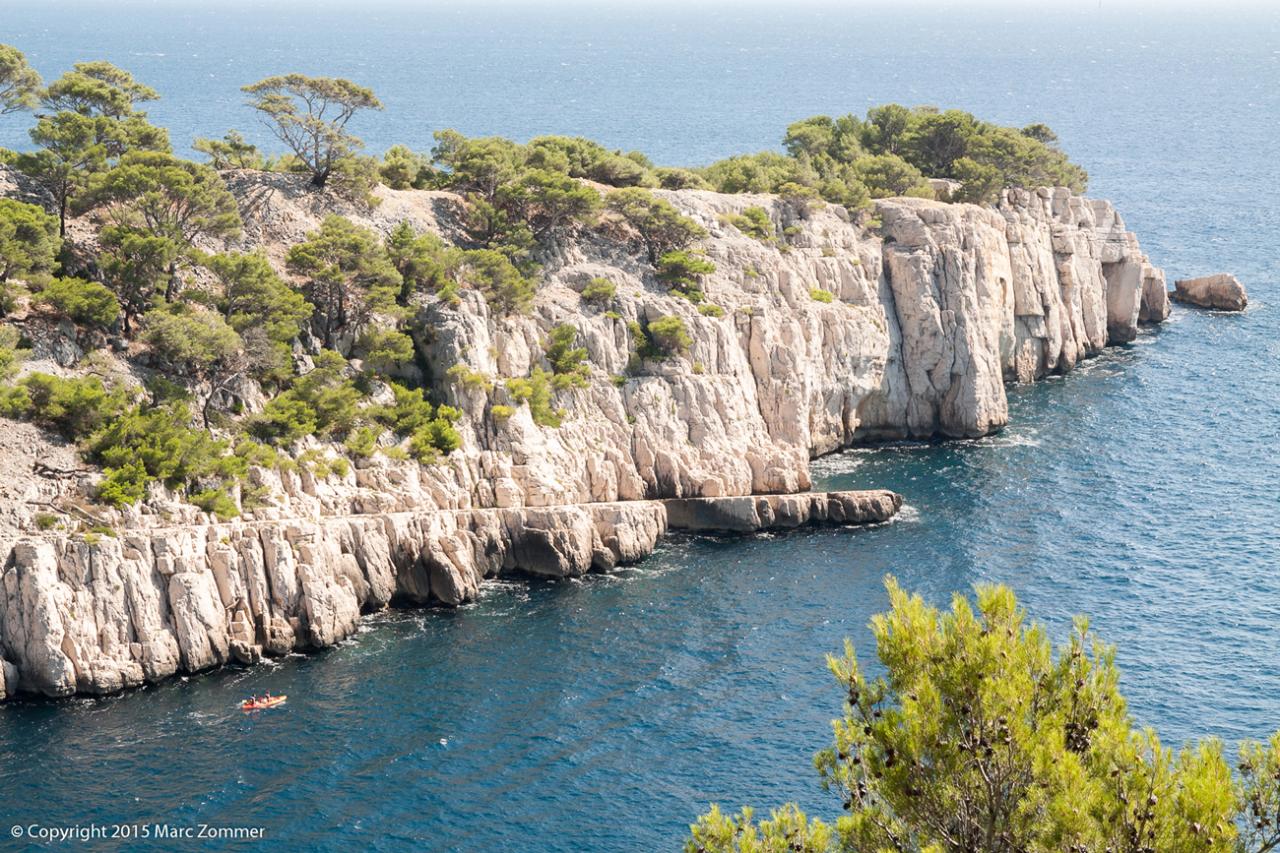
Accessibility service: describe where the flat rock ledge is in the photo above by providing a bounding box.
[664,490,902,533]
[0,490,899,700]
[1172,274,1248,311]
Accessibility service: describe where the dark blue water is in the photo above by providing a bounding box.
[2,2,1279,851]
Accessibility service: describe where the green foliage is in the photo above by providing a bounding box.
[206,250,310,350]
[97,225,180,332]
[506,367,563,427]
[606,188,707,264]
[286,215,401,346]
[253,350,361,444]
[446,363,495,393]
[809,288,834,304]
[85,150,242,247]
[646,315,691,357]
[700,151,800,194]
[849,153,933,199]
[726,206,774,241]
[581,276,616,305]
[490,404,514,421]
[0,372,131,439]
[193,131,264,170]
[501,168,601,240]
[432,130,524,201]
[356,327,415,374]
[37,276,121,327]
[0,325,23,379]
[698,303,725,317]
[18,61,170,236]
[85,401,242,515]
[454,248,534,314]
[656,250,716,302]
[950,156,1005,205]
[380,144,433,189]
[385,221,457,303]
[33,512,59,531]
[654,167,712,191]
[374,382,461,463]
[242,74,383,190]
[688,577,1280,853]
[0,199,60,286]
[544,323,589,389]
[0,44,42,115]
[344,424,380,457]
[142,302,242,377]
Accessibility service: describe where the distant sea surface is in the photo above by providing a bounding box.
[1,2,1278,851]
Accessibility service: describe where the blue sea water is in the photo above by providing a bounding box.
[1,2,1279,850]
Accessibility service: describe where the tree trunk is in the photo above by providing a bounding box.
[311,169,329,189]
[164,260,181,301]
[59,194,68,238]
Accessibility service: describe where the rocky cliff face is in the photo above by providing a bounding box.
[0,175,1168,699]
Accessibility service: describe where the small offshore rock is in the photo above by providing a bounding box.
[1172,273,1248,311]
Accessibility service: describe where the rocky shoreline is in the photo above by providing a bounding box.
[0,174,1169,699]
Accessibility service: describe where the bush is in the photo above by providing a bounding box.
[344,425,381,457]
[142,302,242,376]
[446,363,495,393]
[374,382,461,463]
[0,198,60,286]
[253,351,361,444]
[544,324,589,389]
[647,315,691,357]
[0,325,27,379]
[380,144,433,190]
[656,250,716,302]
[456,249,534,314]
[37,277,121,328]
[385,221,457,303]
[490,404,514,421]
[686,577,1280,853]
[580,276,616,305]
[356,327,415,374]
[506,368,563,427]
[1,373,131,439]
[809,288,834,303]
[726,206,774,241]
[698,303,725,317]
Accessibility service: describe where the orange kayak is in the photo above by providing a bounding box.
[241,695,287,711]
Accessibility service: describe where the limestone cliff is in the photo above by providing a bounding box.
[0,175,1168,699]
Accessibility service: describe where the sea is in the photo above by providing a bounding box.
[0,1,1277,850]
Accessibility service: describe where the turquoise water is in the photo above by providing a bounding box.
[2,2,1278,850]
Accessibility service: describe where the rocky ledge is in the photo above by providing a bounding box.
[0,490,897,699]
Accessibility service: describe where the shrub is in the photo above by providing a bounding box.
[687,577,1280,853]
[654,167,712,191]
[580,277,616,305]
[344,425,380,457]
[356,327,415,374]
[544,323,589,389]
[374,382,461,463]
[726,206,774,241]
[0,325,28,379]
[142,302,242,375]
[380,144,433,190]
[253,350,361,444]
[446,363,495,393]
[385,221,457,303]
[810,288,835,303]
[506,368,563,427]
[490,404,514,421]
[34,512,59,531]
[698,303,725,317]
[1,373,131,439]
[647,315,691,356]
[188,487,239,520]
[0,198,60,286]
[656,250,716,302]
[37,277,120,328]
[456,249,534,314]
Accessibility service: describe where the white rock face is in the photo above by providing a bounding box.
[0,176,1168,697]
[1172,273,1248,311]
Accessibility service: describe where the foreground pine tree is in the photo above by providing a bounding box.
[688,578,1280,853]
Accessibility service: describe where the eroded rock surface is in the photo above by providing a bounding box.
[0,176,1168,697]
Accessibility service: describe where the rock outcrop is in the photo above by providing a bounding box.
[1172,274,1248,311]
[0,174,1169,698]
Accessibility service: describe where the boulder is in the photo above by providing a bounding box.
[1172,274,1248,311]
